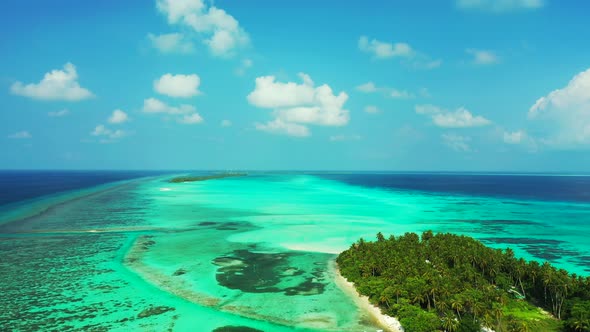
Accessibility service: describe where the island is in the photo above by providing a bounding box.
[168,173,247,183]
[336,231,590,332]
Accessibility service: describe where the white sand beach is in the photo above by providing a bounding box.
[332,262,404,332]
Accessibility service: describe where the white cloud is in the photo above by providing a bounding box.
[356,82,378,93]
[329,134,361,142]
[358,36,441,69]
[142,97,204,124]
[442,133,471,152]
[255,118,310,137]
[356,81,415,98]
[415,104,492,128]
[501,129,537,150]
[466,49,500,65]
[503,130,527,144]
[179,113,203,124]
[456,0,544,12]
[108,109,129,124]
[156,0,249,57]
[10,63,94,101]
[527,68,590,148]
[275,101,349,126]
[248,73,316,108]
[221,119,232,127]
[148,32,195,54]
[235,58,253,76]
[364,105,380,114]
[247,73,349,136]
[358,36,413,59]
[390,89,414,99]
[48,109,69,117]
[8,131,32,139]
[433,108,491,128]
[154,73,201,98]
[142,98,195,114]
[91,125,127,141]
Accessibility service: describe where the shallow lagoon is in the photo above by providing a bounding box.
[1,173,589,331]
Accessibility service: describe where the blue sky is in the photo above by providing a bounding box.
[1,0,590,171]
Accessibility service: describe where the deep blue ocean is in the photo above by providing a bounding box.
[0,170,169,206]
[2,171,590,207]
[318,173,590,203]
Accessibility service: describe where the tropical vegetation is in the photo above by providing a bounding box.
[336,231,590,331]
[168,173,246,183]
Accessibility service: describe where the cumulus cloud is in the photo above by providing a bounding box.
[143,97,196,114]
[356,81,415,99]
[527,68,590,148]
[415,104,492,128]
[358,36,413,59]
[108,109,129,124]
[456,0,544,12]
[154,73,201,98]
[364,105,380,114]
[501,129,537,150]
[148,32,195,54]
[358,36,441,69]
[91,125,127,142]
[221,119,232,127]
[48,109,69,117]
[142,97,204,124]
[248,73,316,108]
[442,133,471,152]
[8,131,32,139]
[433,108,491,128]
[503,130,527,144]
[390,89,414,99]
[156,0,249,57]
[255,118,310,137]
[178,113,203,124]
[466,49,500,65]
[247,73,350,136]
[10,63,94,101]
[356,82,378,93]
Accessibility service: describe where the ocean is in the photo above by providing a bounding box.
[1,171,589,331]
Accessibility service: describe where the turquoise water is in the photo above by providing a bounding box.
[1,173,589,331]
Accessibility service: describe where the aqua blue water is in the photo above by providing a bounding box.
[1,171,589,331]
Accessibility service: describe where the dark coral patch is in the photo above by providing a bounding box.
[137,306,175,319]
[212,326,264,332]
[172,268,187,276]
[213,250,328,296]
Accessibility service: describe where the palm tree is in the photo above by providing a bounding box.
[481,313,494,330]
[437,299,449,313]
[517,321,530,332]
[492,304,503,328]
[442,313,459,332]
[472,301,485,322]
[451,298,464,320]
[378,291,390,308]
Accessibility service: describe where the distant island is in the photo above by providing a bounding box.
[168,173,247,183]
[336,231,590,332]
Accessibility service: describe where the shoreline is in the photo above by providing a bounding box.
[331,261,404,332]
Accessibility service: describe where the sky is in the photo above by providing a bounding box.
[1,0,590,171]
